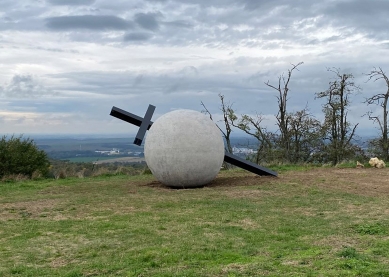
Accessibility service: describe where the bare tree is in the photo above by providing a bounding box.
[201,93,234,154]
[364,67,389,161]
[264,62,303,161]
[315,68,360,165]
[228,111,274,164]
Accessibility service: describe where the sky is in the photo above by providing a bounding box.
[1,0,389,138]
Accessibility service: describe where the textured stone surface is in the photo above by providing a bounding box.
[144,109,224,188]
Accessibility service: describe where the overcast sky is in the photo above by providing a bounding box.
[1,0,389,137]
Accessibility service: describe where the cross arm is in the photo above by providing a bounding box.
[110,106,153,130]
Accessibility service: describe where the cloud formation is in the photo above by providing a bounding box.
[48,0,96,6]
[1,0,389,136]
[0,75,56,98]
[124,32,153,42]
[134,12,161,31]
[45,15,131,31]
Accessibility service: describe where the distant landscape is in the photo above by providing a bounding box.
[33,136,266,164]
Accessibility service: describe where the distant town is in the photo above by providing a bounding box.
[31,135,372,164]
[32,136,262,163]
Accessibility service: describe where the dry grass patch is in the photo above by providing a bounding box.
[280,167,389,197]
[0,199,63,220]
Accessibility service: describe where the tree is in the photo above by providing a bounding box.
[287,108,323,163]
[201,93,234,154]
[228,111,275,164]
[364,67,389,161]
[0,135,50,179]
[264,62,303,161]
[315,68,360,165]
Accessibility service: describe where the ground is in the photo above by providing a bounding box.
[0,167,388,276]
[150,167,389,197]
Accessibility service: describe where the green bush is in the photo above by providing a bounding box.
[0,135,50,179]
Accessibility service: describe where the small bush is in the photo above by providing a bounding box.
[0,135,50,179]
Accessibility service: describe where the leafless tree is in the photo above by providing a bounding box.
[201,93,234,154]
[264,62,303,161]
[228,111,274,164]
[315,68,360,165]
[364,67,389,161]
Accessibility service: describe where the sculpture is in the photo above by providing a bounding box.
[110,104,277,188]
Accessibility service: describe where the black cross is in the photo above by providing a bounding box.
[110,105,277,177]
[111,105,155,146]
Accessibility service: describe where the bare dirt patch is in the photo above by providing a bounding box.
[144,167,389,197]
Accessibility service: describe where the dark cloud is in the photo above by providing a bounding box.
[2,16,14,23]
[124,32,152,41]
[45,15,132,31]
[134,12,161,31]
[0,75,56,98]
[47,0,96,5]
[324,0,389,39]
[162,20,193,29]
[243,0,284,10]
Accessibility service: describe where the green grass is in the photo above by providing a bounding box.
[0,171,388,276]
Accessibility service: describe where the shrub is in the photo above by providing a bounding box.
[0,135,50,179]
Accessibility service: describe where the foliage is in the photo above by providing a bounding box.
[367,137,389,160]
[47,159,146,179]
[0,135,50,179]
[229,110,276,164]
[315,68,361,165]
[201,65,389,166]
[285,108,323,163]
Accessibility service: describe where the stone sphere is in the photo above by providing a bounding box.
[144,109,224,188]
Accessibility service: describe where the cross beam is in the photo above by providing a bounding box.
[110,105,277,177]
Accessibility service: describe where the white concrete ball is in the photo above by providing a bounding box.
[144,109,224,188]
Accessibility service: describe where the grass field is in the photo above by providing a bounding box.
[0,168,388,276]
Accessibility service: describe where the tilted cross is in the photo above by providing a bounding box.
[110,105,277,177]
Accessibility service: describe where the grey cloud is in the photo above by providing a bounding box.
[0,75,56,98]
[2,16,14,23]
[162,20,193,29]
[45,15,132,31]
[48,0,96,5]
[134,12,161,31]
[133,75,144,86]
[47,66,278,105]
[33,46,80,53]
[0,2,47,31]
[124,32,152,41]
[324,0,389,37]
[243,0,286,10]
